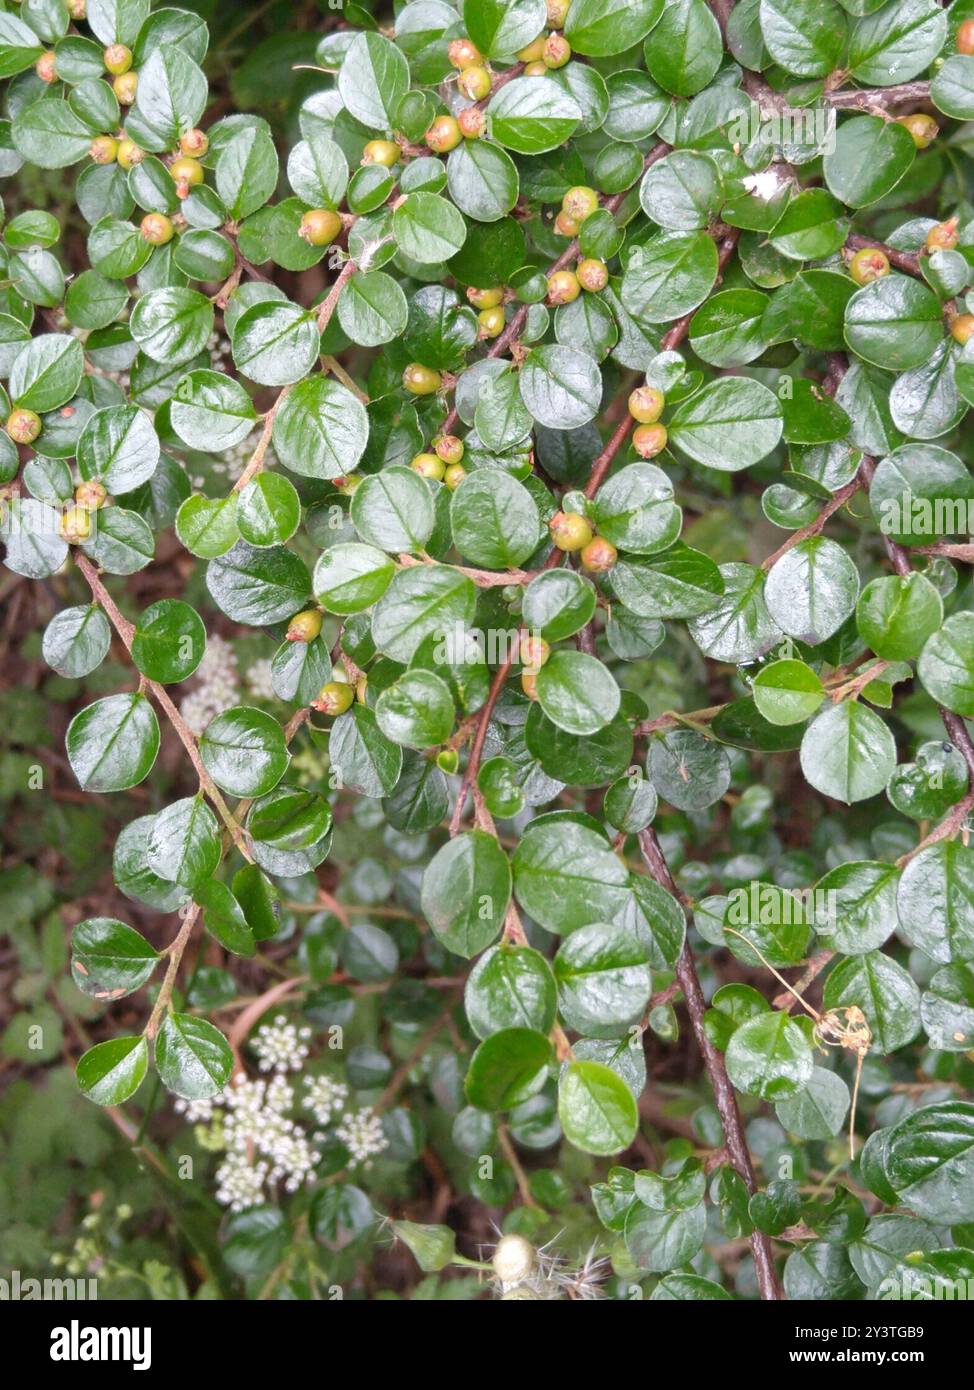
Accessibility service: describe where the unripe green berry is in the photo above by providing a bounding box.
[5,408,42,445]
[287,609,323,643]
[60,505,92,543]
[577,257,608,292]
[89,135,118,165]
[549,510,592,551]
[313,681,354,716]
[171,156,204,197]
[633,423,668,458]
[141,212,174,245]
[116,138,144,169]
[402,363,442,395]
[411,451,446,480]
[628,386,665,424]
[103,44,133,75]
[478,305,505,337]
[362,139,400,167]
[517,37,546,62]
[437,748,459,773]
[299,208,342,246]
[467,286,503,309]
[425,115,462,153]
[458,65,491,101]
[848,247,889,285]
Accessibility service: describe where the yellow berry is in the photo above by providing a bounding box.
[518,633,550,672]
[562,185,598,223]
[549,510,592,551]
[547,0,571,24]
[362,139,400,167]
[5,408,42,445]
[313,681,354,716]
[444,463,467,490]
[547,269,580,305]
[60,505,92,543]
[112,71,138,104]
[286,609,323,643]
[577,257,608,292]
[458,65,491,101]
[848,247,890,285]
[402,363,442,395]
[478,305,505,337]
[523,60,548,76]
[75,480,107,510]
[633,423,668,459]
[103,43,132,74]
[926,218,959,252]
[517,37,546,62]
[467,286,503,309]
[897,113,939,149]
[89,135,118,165]
[171,156,204,198]
[116,138,144,169]
[950,313,974,344]
[140,213,174,245]
[67,0,87,18]
[411,451,446,480]
[299,208,342,246]
[521,671,539,700]
[628,386,665,424]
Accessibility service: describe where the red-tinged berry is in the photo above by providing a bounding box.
[425,115,462,153]
[433,435,464,465]
[103,43,132,74]
[312,681,354,716]
[577,257,608,292]
[950,313,974,344]
[927,218,959,252]
[547,269,580,305]
[849,247,890,284]
[543,32,571,68]
[458,106,486,139]
[448,38,481,69]
[140,213,174,245]
[897,113,939,149]
[633,423,668,458]
[36,52,57,83]
[117,139,144,169]
[180,128,209,158]
[562,185,598,223]
[444,464,467,490]
[580,537,618,573]
[5,408,42,445]
[467,286,503,308]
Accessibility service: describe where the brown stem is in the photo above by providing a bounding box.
[144,903,201,1040]
[761,474,864,571]
[829,81,931,110]
[638,829,783,1301]
[75,553,252,860]
[448,653,515,835]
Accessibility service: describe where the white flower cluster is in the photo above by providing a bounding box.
[245,657,276,700]
[252,1014,312,1073]
[207,328,231,372]
[335,1106,388,1167]
[180,632,239,735]
[213,1074,321,1211]
[302,1073,349,1125]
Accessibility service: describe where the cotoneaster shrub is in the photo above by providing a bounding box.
[2,0,974,1303]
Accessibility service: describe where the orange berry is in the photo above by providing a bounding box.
[927,218,959,252]
[580,537,618,573]
[425,115,462,153]
[140,213,174,245]
[958,19,974,54]
[547,269,580,305]
[448,39,482,69]
[633,424,668,459]
[897,113,938,149]
[950,313,974,345]
[458,106,487,139]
